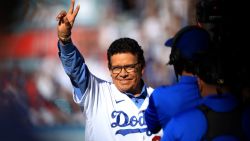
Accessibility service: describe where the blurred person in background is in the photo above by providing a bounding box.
[56,0,161,141]
[196,0,250,107]
[144,25,211,138]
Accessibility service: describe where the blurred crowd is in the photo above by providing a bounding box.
[0,60,84,127]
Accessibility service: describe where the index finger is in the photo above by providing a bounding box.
[68,0,75,14]
[72,4,80,18]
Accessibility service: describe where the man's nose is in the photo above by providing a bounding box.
[119,68,129,76]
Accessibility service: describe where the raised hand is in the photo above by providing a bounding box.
[56,0,80,42]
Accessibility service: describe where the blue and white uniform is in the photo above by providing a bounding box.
[58,42,161,141]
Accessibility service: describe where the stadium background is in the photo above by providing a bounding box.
[0,0,208,140]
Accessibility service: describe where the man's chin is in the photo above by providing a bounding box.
[119,89,128,93]
[118,87,131,93]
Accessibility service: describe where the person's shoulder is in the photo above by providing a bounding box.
[149,85,184,109]
[154,85,175,92]
[151,84,180,97]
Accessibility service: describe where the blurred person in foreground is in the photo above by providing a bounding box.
[144,25,211,137]
[163,46,250,141]
[196,0,250,107]
[56,0,161,141]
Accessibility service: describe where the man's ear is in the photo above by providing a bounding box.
[141,67,145,75]
[197,77,203,92]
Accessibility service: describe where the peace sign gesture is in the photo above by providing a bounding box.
[56,0,80,43]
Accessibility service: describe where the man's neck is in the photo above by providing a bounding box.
[127,80,144,97]
[181,71,194,76]
[201,83,230,97]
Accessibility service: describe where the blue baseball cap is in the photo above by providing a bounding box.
[165,25,211,61]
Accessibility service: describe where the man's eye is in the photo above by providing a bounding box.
[112,66,119,70]
[126,66,134,70]
[112,67,120,70]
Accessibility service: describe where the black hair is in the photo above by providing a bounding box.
[196,50,224,85]
[107,37,145,69]
[168,26,211,76]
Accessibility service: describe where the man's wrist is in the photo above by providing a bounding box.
[59,36,72,44]
[58,31,72,44]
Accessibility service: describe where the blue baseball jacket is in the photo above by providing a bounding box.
[145,76,202,133]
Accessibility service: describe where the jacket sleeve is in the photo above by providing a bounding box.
[57,41,90,100]
[145,94,162,133]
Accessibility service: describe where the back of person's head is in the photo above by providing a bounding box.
[165,25,211,76]
[196,50,225,86]
[107,37,145,69]
[195,43,240,96]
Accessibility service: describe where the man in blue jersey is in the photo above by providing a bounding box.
[56,0,161,141]
[144,25,211,134]
[163,46,250,141]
